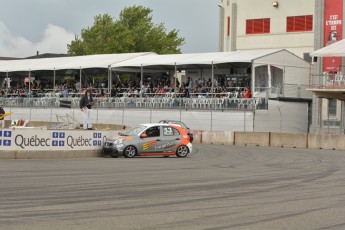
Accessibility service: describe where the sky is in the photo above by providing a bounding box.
[0,0,220,58]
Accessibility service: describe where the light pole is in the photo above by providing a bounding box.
[218,3,224,52]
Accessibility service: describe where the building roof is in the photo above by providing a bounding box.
[25,53,70,59]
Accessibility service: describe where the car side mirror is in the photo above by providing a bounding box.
[140,133,147,138]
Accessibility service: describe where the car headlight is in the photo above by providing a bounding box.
[113,139,123,145]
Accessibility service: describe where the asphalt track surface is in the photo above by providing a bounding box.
[1,144,345,230]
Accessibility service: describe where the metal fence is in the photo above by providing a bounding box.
[4,106,257,132]
[309,73,345,89]
[0,96,267,111]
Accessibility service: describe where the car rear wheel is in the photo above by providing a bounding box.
[123,146,137,158]
[176,145,189,158]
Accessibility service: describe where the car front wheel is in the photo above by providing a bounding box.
[123,146,137,158]
[176,145,189,158]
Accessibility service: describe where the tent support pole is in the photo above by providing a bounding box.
[79,67,82,93]
[251,61,255,97]
[5,71,8,98]
[174,63,177,93]
[211,62,214,97]
[267,64,272,90]
[53,68,56,92]
[29,70,31,98]
[108,65,111,97]
[141,64,144,92]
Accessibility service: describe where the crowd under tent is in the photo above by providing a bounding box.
[0,50,311,100]
[112,49,312,99]
[0,52,155,95]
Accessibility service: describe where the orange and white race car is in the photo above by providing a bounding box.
[102,123,192,158]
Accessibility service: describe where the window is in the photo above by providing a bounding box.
[145,126,160,137]
[246,18,270,34]
[328,99,337,116]
[163,127,180,136]
[287,15,313,32]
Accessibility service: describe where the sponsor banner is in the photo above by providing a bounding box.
[323,0,343,72]
[0,129,116,151]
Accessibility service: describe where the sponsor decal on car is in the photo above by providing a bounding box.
[142,140,157,150]
[155,141,176,150]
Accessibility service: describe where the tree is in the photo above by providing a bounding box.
[68,6,185,55]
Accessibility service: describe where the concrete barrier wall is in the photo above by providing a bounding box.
[191,130,202,144]
[270,133,308,148]
[308,134,345,150]
[0,150,100,159]
[2,128,344,159]
[201,131,234,145]
[234,132,270,147]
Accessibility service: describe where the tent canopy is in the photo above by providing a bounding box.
[0,49,308,74]
[310,39,345,57]
[0,53,155,72]
[111,49,284,70]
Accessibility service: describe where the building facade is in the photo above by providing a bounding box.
[220,0,345,134]
[219,0,316,59]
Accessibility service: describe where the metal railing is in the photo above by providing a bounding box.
[0,96,267,111]
[309,73,345,89]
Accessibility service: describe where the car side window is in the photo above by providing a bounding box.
[163,127,180,136]
[145,126,160,137]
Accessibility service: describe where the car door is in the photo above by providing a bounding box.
[157,126,182,153]
[139,126,161,154]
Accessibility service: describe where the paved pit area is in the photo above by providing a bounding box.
[0,144,345,230]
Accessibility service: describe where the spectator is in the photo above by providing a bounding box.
[243,86,251,98]
[0,104,5,129]
[79,90,94,130]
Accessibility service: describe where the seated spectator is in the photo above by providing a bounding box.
[99,88,106,98]
[243,86,251,98]
[62,89,69,98]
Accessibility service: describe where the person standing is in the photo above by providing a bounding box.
[79,90,94,130]
[0,104,5,129]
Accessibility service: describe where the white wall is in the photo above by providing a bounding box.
[255,100,309,133]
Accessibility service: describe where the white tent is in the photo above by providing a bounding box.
[0,50,311,99]
[0,52,155,94]
[111,49,283,69]
[111,49,311,99]
[0,53,155,72]
[310,39,345,57]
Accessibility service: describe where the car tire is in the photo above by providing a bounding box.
[111,154,118,158]
[123,146,137,158]
[176,145,189,158]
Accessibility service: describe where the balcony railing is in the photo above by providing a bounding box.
[309,73,345,90]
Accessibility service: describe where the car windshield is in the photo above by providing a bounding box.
[121,125,147,136]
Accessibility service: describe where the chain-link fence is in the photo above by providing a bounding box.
[5,99,309,133]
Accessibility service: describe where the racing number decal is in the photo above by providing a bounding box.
[163,127,173,136]
[142,140,157,150]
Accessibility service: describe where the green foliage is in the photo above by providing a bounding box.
[68,6,185,55]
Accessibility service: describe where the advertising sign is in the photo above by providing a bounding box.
[323,0,343,72]
[0,129,112,151]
